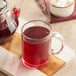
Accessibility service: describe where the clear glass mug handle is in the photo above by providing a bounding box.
[51,32,64,54]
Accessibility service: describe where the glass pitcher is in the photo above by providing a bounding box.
[0,0,20,44]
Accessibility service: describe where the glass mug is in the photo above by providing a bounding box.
[21,20,64,68]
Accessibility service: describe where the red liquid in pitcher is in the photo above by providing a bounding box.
[0,14,18,41]
[22,26,51,67]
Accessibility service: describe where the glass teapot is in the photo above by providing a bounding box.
[0,0,20,44]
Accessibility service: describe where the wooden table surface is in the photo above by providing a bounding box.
[0,0,76,76]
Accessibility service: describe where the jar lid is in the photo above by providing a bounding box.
[0,0,7,14]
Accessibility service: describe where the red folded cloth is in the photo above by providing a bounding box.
[51,3,76,23]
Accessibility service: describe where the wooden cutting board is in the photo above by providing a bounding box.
[0,18,75,76]
[1,33,65,76]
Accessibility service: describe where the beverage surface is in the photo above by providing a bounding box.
[23,26,50,39]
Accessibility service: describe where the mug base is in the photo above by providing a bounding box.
[22,57,49,68]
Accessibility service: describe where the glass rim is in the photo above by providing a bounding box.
[49,0,75,8]
[21,20,52,41]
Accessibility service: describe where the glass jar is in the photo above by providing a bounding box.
[0,0,20,44]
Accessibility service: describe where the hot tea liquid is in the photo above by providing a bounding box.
[22,26,51,67]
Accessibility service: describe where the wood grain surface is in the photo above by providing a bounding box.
[1,33,65,76]
[1,33,22,57]
[38,56,65,76]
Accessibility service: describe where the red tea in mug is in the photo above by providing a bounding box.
[22,26,51,67]
[21,20,63,68]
